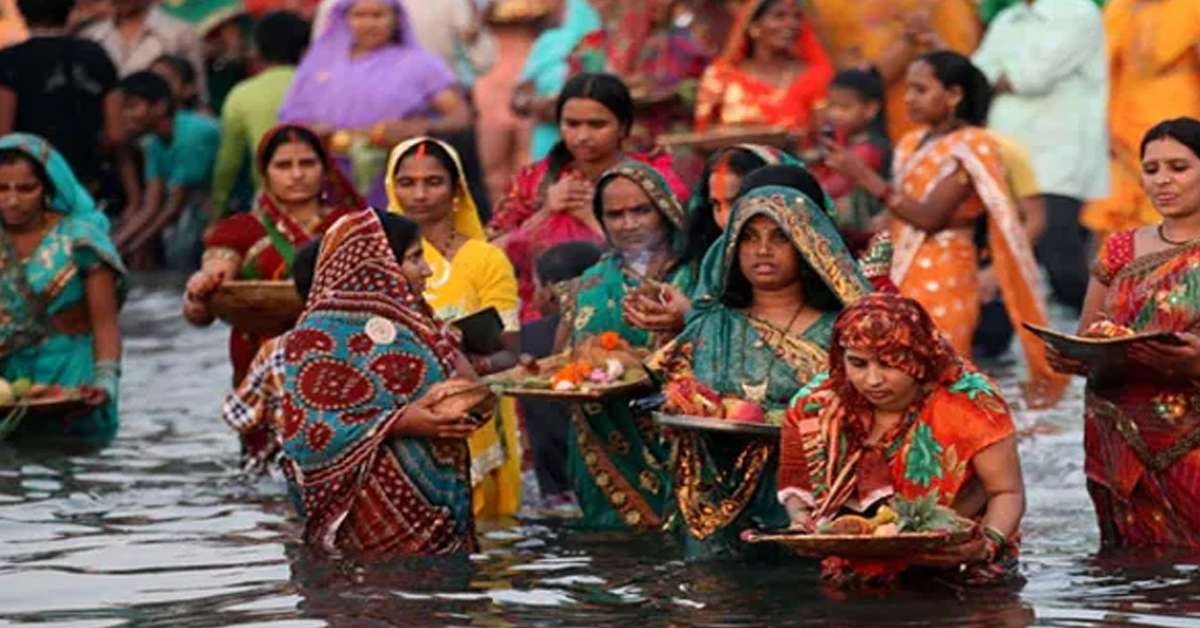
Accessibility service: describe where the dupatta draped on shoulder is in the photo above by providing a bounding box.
[278,209,473,554]
[889,127,1066,408]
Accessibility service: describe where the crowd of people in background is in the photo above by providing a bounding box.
[2,0,1200,590]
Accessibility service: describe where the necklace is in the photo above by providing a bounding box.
[740,304,808,403]
[428,230,462,257]
[1157,223,1199,247]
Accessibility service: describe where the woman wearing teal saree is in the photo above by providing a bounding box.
[0,133,126,445]
[562,159,696,531]
[649,184,873,558]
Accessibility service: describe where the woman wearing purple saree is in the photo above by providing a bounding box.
[279,0,472,206]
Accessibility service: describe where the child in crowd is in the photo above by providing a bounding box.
[812,68,892,235]
[520,240,604,513]
[112,71,220,271]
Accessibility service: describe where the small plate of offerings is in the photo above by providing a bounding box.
[1023,321,1183,377]
[210,280,304,336]
[652,376,783,439]
[488,333,652,401]
[742,495,975,559]
[0,380,89,435]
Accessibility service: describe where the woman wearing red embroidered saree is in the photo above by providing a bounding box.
[778,294,1025,588]
[1052,118,1200,548]
[489,72,688,323]
[183,124,365,384]
[822,51,1066,409]
[693,0,833,135]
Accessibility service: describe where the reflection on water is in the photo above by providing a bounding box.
[1,277,1199,626]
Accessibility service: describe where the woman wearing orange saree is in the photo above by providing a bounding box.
[805,0,980,141]
[823,51,1065,408]
[1053,118,1200,548]
[778,294,1024,588]
[693,0,833,135]
[1080,0,1200,234]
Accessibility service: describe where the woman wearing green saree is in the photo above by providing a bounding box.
[561,159,696,531]
[0,133,126,445]
[648,183,873,558]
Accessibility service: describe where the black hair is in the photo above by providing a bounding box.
[255,11,311,66]
[292,237,321,304]
[535,240,604,285]
[258,124,330,174]
[16,0,73,27]
[683,147,772,264]
[737,165,828,213]
[831,67,884,104]
[391,139,462,193]
[721,236,842,312]
[119,71,175,112]
[831,67,888,137]
[152,54,197,87]
[916,51,992,127]
[547,73,634,178]
[373,208,422,264]
[745,0,799,57]
[1141,117,1200,160]
[751,0,789,21]
[0,147,55,198]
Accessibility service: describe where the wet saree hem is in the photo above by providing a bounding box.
[571,404,665,530]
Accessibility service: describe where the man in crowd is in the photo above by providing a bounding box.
[973,0,1109,311]
[0,0,121,194]
[81,0,207,104]
[210,10,310,219]
[113,71,219,270]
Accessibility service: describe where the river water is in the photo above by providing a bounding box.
[2,276,1200,627]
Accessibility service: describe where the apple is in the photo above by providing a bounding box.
[722,399,764,423]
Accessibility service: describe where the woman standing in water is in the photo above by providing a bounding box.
[386,137,523,519]
[649,181,873,558]
[237,209,482,555]
[563,160,696,531]
[491,72,687,323]
[183,124,365,385]
[0,133,124,446]
[779,294,1025,588]
[1053,118,1200,548]
[824,51,1064,408]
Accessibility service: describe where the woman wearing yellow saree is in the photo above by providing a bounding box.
[386,137,523,518]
